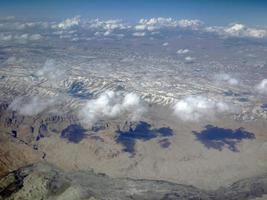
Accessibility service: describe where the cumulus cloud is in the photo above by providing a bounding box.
[8,96,56,116]
[0,33,12,41]
[162,42,169,46]
[136,18,203,31]
[177,49,190,54]
[36,59,66,84]
[86,19,129,37]
[132,32,146,37]
[173,96,230,121]
[136,18,172,31]
[184,56,195,63]
[14,34,29,41]
[256,79,267,95]
[0,33,42,43]
[215,73,239,85]
[80,91,145,125]
[134,24,147,31]
[58,16,80,29]
[29,34,42,41]
[89,19,128,30]
[176,19,203,30]
[206,23,267,39]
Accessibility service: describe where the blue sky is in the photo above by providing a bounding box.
[1,0,267,26]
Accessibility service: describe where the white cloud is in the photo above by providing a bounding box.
[14,34,29,42]
[105,20,126,30]
[82,19,129,38]
[135,24,147,31]
[58,16,80,29]
[89,19,128,30]
[136,18,203,32]
[0,33,12,41]
[177,49,190,54]
[36,59,66,84]
[13,22,26,30]
[29,34,42,41]
[1,33,42,43]
[94,31,101,36]
[162,42,169,46]
[176,19,203,30]
[184,56,195,63]
[215,73,239,85]
[80,91,145,125]
[8,96,56,116]
[206,23,267,39]
[173,96,230,121]
[133,32,146,37]
[256,79,267,95]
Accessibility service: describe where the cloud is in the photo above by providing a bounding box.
[0,33,12,41]
[0,16,15,21]
[29,34,42,41]
[137,18,172,31]
[4,56,24,65]
[132,32,146,37]
[215,73,239,85]
[36,59,66,84]
[162,42,169,46]
[1,33,42,43]
[184,56,195,63]
[177,49,190,54]
[136,18,203,31]
[256,79,267,95]
[86,19,129,37]
[80,91,145,125]
[173,96,230,121]
[206,23,267,38]
[0,20,50,32]
[134,24,147,31]
[58,16,80,29]
[8,96,56,116]
[176,19,203,30]
[17,34,28,39]
[88,19,128,30]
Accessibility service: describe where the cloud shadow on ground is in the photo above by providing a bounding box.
[193,125,255,152]
[116,121,173,156]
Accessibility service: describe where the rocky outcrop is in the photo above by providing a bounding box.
[0,134,41,178]
[0,162,267,200]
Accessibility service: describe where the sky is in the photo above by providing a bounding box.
[1,0,267,26]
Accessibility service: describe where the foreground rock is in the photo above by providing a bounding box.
[0,162,267,200]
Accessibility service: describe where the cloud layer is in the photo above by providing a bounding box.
[2,16,267,42]
[206,23,267,39]
[136,18,203,31]
[58,16,80,29]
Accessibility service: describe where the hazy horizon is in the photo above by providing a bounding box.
[1,0,267,26]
